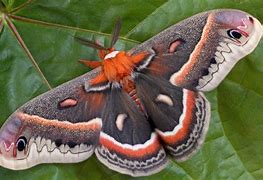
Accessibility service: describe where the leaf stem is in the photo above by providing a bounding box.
[10,0,35,14]
[9,14,140,44]
[0,19,3,33]
[5,15,52,89]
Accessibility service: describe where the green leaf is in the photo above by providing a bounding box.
[0,0,263,179]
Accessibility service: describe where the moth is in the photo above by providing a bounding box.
[0,9,262,177]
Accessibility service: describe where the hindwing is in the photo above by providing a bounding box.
[95,85,167,176]
[135,73,210,160]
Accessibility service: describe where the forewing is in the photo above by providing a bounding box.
[131,9,262,91]
[135,73,210,161]
[0,69,105,169]
[95,85,167,177]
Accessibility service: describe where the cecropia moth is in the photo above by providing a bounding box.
[0,9,262,177]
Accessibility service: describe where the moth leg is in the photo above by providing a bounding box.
[79,59,102,69]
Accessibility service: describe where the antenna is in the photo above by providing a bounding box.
[110,18,122,48]
[74,37,107,50]
[75,18,122,50]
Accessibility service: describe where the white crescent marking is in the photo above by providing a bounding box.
[156,94,174,106]
[115,114,127,131]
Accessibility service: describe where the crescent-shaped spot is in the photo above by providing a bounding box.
[115,114,127,131]
[155,94,173,106]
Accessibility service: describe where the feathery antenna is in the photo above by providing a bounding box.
[74,36,107,50]
[75,18,122,50]
[110,18,122,48]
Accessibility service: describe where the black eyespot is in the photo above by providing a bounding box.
[16,136,27,151]
[227,29,242,39]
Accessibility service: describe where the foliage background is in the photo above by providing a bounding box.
[0,0,263,179]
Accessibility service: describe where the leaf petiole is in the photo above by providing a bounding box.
[5,15,52,89]
[0,19,3,33]
[10,0,34,14]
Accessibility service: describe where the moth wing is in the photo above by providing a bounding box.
[135,73,210,161]
[0,70,106,169]
[95,86,168,177]
[131,9,262,91]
